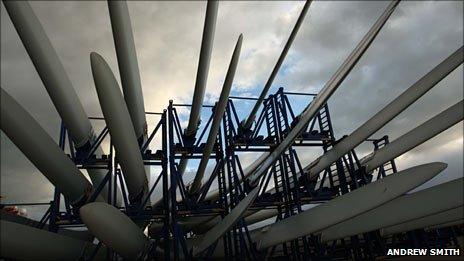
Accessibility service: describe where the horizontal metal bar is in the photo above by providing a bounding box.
[172,103,214,108]
[145,112,163,115]
[1,202,51,206]
[283,91,318,96]
[229,96,260,101]
[88,116,105,120]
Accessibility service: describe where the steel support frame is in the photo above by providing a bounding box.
[9,88,460,260]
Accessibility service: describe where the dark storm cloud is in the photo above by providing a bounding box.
[1,1,462,220]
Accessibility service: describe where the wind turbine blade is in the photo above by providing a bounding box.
[203,151,270,202]
[189,203,463,259]
[108,0,150,186]
[0,220,101,260]
[363,100,463,172]
[319,177,463,242]
[2,0,92,147]
[243,208,279,226]
[1,209,94,242]
[154,96,461,253]
[194,1,400,251]
[80,202,148,260]
[3,0,113,201]
[248,0,400,186]
[191,209,265,235]
[380,206,464,236]
[189,34,243,194]
[90,52,148,203]
[192,186,260,256]
[312,99,463,187]
[427,220,464,231]
[150,208,266,236]
[311,98,463,189]
[179,0,219,175]
[253,162,446,250]
[108,0,147,140]
[304,46,464,179]
[241,0,312,130]
[0,88,97,205]
[185,0,219,137]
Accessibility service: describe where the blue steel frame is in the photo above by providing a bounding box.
[4,88,462,260]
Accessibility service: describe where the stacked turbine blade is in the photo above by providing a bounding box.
[108,0,151,190]
[252,163,446,249]
[303,46,463,179]
[362,99,463,172]
[193,1,400,253]
[3,0,115,202]
[1,209,94,242]
[91,52,149,204]
[318,177,464,242]
[380,206,464,236]
[2,1,92,147]
[248,0,401,186]
[190,34,243,194]
[0,220,102,260]
[242,0,312,130]
[203,151,270,202]
[108,0,147,141]
[283,98,463,191]
[1,88,97,205]
[178,0,219,175]
[193,186,261,256]
[80,202,149,260]
[227,76,463,229]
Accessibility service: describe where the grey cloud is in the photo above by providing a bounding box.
[1,1,462,220]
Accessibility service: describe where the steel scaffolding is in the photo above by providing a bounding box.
[4,88,461,260]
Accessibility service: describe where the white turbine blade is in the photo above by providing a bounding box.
[90,52,148,203]
[304,46,464,179]
[0,88,97,205]
[108,0,147,140]
[1,209,94,242]
[187,164,446,258]
[108,0,150,186]
[248,0,401,186]
[244,208,279,225]
[242,0,312,130]
[150,208,267,236]
[190,34,243,194]
[0,220,101,260]
[80,202,148,259]
[319,177,463,242]
[253,162,446,249]
[185,0,219,137]
[426,219,464,231]
[193,1,400,252]
[380,206,464,236]
[2,0,92,147]
[179,0,219,175]
[311,99,463,188]
[3,0,115,201]
[191,208,268,235]
[363,100,463,172]
[307,98,463,190]
[205,1,443,227]
[192,186,260,256]
[203,151,270,202]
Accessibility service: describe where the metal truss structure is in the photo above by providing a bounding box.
[3,88,461,260]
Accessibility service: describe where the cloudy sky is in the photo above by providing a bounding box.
[1,1,463,220]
